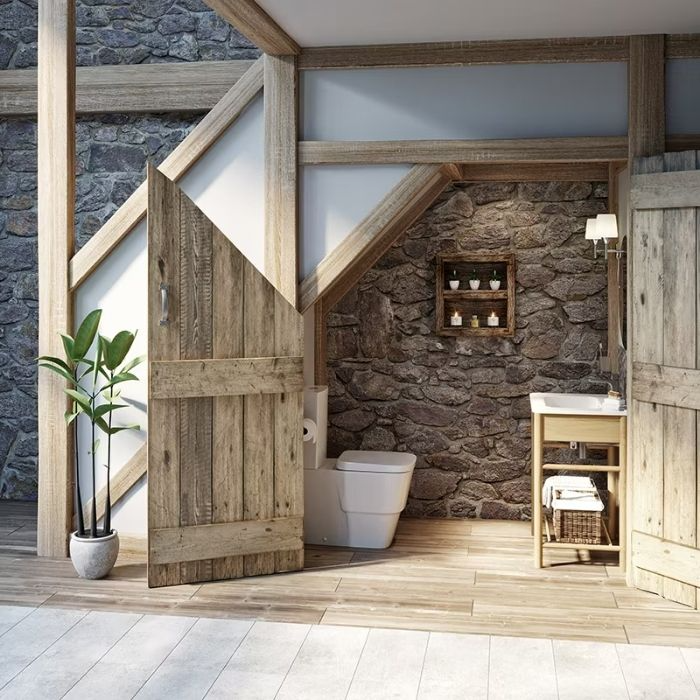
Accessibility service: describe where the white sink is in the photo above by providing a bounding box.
[529,392,627,416]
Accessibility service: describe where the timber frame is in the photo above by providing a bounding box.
[35,3,698,557]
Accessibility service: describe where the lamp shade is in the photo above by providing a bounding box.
[596,213,618,240]
[585,218,600,240]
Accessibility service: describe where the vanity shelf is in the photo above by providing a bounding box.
[436,253,515,336]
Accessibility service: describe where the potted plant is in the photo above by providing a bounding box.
[469,269,480,290]
[490,269,501,290]
[448,268,460,290]
[38,309,143,579]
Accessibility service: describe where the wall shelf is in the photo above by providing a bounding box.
[436,253,515,336]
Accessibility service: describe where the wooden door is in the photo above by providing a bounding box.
[146,165,304,588]
[629,151,700,608]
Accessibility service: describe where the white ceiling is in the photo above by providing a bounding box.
[258,0,700,47]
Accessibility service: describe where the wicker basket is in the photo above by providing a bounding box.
[553,508,602,545]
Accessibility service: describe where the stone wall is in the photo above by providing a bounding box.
[0,1,261,499]
[326,180,611,520]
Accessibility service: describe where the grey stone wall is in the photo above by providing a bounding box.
[0,1,261,499]
[326,181,611,520]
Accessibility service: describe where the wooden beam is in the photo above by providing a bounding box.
[632,362,700,411]
[459,162,611,182]
[202,0,299,55]
[0,60,255,116]
[633,530,700,588]
[630,170,700,209]
[149,516,304,565]
[300,164,454,312]
[607,162,621,374]
[264,54,298,306]
[628,35,665,159]
[299,36,629,70]
[37,0,75,558]
[149,357,304,399]
[298,137,629,166]
[667,134,700,152]
[69,57,264,291]
[666,34,700,59]
[81,445,147,528]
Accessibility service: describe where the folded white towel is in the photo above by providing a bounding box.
[552,494,604,512]
[542,475,595,508]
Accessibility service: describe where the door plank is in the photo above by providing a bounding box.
[632,363,700,410]
[633,531,700,589]
[149,357,304,398]
[147,164,182,588]
[178,192,214,584]
[243,261,276,576]
[211,229,245,580]
[662,150,698,607]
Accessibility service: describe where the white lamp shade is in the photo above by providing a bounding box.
[585,218,599,240]
[596,213,618,240]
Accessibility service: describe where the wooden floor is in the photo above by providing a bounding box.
[1,501,698,647]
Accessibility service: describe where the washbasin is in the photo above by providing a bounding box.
[529,392,627,416]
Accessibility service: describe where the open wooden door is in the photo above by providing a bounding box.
[146,165,304,587]
[630,151,700,608]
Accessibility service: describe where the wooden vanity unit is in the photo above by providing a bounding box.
[530,394,627,569]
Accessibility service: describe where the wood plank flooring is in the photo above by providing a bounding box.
[1,502,699,647]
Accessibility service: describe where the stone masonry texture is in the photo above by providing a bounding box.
[326,181,610,520]
[0,1,261,499]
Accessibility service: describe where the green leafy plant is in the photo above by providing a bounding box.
[38,310,143,538]
[449,268,459,281]
[469,268,479,281]
[491,269,501,281]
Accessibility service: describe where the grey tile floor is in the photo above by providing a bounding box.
[0,604,698,699]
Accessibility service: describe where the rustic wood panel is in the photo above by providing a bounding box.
[667,134,700,152]
[147,163,182,588]
[607,163,622,374]
[661,150,697,607]
[211,228,245,580]
[264,54,298,306]
[313,297,328,386]
[666,34,700,58]
[630,170,700,209]
[628,35,665,159]
[630,155,666,597]
[0,60,254,116]
[300,164,451,311]
[203,0,299,54]
[460,162,611,182]
[36,0,75,558]
[633,363,700,410]
[70,57,264,291]
[150,517,304,565]
[150,357,304,399]
[178,192,214,584]
[81,445,147,528]
[299,36,629,69]
[299,137,629,165]
[633,531,700,588]
[543,415,622,444]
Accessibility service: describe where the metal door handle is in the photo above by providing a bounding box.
[159,283,169,326]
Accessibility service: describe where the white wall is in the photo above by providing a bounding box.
[666,58,700,134]
[301,63,628,140]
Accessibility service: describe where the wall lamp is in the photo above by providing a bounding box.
[585,214,624,259]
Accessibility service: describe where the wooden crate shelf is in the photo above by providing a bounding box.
[436,253,515,336]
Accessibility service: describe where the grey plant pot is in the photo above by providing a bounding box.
[70,530,120,580]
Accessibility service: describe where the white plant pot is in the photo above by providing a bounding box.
[70,530,120,579]
[469,280,480,290]
[449,280,460,290]
[490,280,501,290]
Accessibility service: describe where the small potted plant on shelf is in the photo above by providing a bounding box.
[490,269,501,290]
[469,269,480,290]
[448,268,460,290]
[38,309,143,579]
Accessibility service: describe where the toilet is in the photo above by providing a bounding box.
[303,386,416,549]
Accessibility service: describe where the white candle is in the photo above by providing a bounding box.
[450,310,463,326]
[487,311,499,327]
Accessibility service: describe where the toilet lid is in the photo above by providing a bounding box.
[336,450,416,474]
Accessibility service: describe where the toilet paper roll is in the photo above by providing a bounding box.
[303,418,317,444]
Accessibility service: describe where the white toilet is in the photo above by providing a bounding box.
[303,386,416,549]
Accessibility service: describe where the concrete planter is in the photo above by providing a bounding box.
[469,279,480,290]
[490,280,501,290]
[449,280,460,290]
[70,530,119,579]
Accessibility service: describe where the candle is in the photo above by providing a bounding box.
[450,310,463,327]
[487,311,499,327]
[470,315,479,328]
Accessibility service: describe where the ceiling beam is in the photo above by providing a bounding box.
[459,161,612,182]
[666,34,700,58]
[0,60,255,116]
[299,137,629,166]
[203,0,299,55]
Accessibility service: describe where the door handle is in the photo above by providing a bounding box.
[159,283,169,326]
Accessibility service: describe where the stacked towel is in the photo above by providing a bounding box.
[542,475,600,510]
